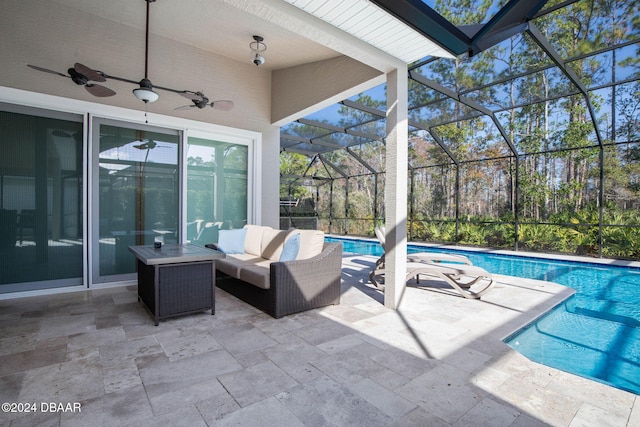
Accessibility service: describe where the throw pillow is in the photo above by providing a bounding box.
[217,228,247,254]
[279,233,300,261]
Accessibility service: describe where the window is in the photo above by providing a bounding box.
[186,136,248,247]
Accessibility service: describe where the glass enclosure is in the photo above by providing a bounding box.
[280,0,640,259]
[0,106,84,292]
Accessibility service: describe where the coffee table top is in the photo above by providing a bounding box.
[128,243,225,265]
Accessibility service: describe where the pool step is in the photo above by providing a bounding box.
[565,295,640,328]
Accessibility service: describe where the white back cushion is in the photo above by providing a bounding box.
[244,225,268,256]
[294,230,325,260]
[261,229,288,261]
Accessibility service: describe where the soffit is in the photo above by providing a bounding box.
[282,0,455,62]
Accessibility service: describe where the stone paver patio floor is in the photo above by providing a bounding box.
[0,254,638,426]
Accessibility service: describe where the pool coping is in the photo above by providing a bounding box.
[327,234,640,270]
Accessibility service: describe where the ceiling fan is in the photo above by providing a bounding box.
[133,139,159,150]
[133,138,173,167]
[26,0,234,111]
[133,138,173,152]
[27,63,116,97]
[175,91,234,111]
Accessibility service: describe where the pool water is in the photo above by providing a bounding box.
[328,236,640,395]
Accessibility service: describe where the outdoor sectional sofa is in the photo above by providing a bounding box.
[207,225,342,318]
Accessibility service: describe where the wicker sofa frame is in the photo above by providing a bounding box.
[215,242,342,318]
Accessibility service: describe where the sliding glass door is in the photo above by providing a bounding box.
[0,101,254,293]
[0,105,84,293]
[91,120,180,283]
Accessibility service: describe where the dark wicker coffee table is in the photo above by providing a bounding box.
[128,243,225,325]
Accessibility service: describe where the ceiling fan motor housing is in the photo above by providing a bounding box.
[68,68,88,85]
[138,78,154,89]
[195,96,210,108]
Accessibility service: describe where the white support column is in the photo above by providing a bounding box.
[259,125,280,228]
[384,66,409,309]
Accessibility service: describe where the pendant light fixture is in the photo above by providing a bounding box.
[133,0,159,103]
[250,35,267,66]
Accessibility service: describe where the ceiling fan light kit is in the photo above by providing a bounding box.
[133,78,159,103]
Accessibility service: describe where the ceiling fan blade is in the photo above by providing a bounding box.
[85,84,116,97]
[212,100,234,111]
[179,91,204,102]
[27,64,68,78]
[174,105,195,110]
[134,141,159,150]
[74,63,106,82]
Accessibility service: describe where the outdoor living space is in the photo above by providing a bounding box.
[1,253,638,427]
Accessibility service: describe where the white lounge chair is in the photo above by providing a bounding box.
[369,226,495,299]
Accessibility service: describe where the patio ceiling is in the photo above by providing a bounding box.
[36,0,488,77]
[45,0,341,71]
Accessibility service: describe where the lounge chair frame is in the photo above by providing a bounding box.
[369,226,495,299]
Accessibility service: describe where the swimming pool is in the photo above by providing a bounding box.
[327,236,640,395]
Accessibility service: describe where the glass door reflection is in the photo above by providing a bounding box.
[94,123,179,283]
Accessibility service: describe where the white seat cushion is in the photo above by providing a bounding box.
[238,264,271,289]
[216,254,262,277]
